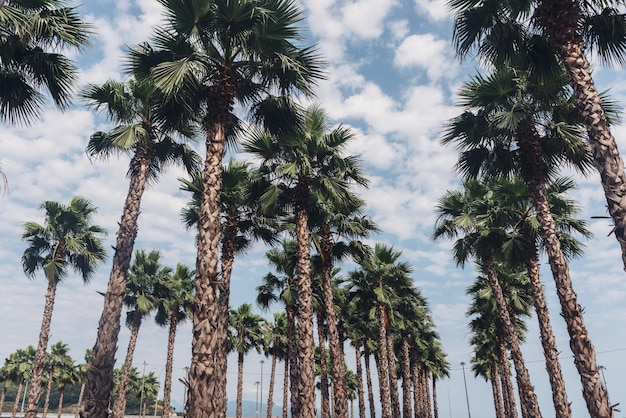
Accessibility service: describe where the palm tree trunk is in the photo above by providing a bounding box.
[422,370,432,418]
[26,279,58,418]
[537,0,626,277]
[282,357,289,418]
[363,346,376,418]
[410,355,420,418]
[83,151,151,418]
[266,354,277,418]
[286,306,299,416]
[111,312,142,418]
[401,337,412,418]
[375,306,392,418]
[215,217,238,412]
[43,369,53,418]
[320,229,349,418]
[354,344,366,418]
[57,388,65,418]
[236,353,244,418]
[0,386,6,416]
[161,313,178,418]
[293,184,316,418]
[517,121,610,417]
[491,364,505,418]
[75,382,86,418]
[432,375,439,418]
[521,226,571,418]
[316,315,331,418]
[483,256,542,417]
[385,330,401,418]
[10,382,22,418]
[187,83,232,416]
[497,336,517,418]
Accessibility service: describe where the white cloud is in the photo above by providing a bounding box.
[413,0,451,21]
[394,33,456,82]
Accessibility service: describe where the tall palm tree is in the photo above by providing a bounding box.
[229,303,267,418]
[442,62,606,417]
[0,0,92,125]
[127,1,322,414]
[433,180,543,417]
[111,250,171,418]
[245,104,366,417]
[80,77,199,418]
[22,197,106,418]
[154,263,194,418]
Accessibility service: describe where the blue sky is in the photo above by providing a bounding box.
[2,0,626,416]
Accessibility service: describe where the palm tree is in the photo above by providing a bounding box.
[0,0,92,125]
[433,180,542,417]
[263,312,288,418]
[80,76,199,418]
[245,104,366,417]
[229,303,267,418]
[154,263,194,418]
[0,366,10,415]
[22,197,106,418]
[4,346,35,418]
[139,372,159,418]
[442,62,606,417]
[41,341,72,418]
[111,250,171,418]
[55,359,78,418]
[74,349,92,418]
[127,1,322,414]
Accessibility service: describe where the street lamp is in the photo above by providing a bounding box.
[260,360,265,417]
[254,381,260,418]
[460,361,471,418]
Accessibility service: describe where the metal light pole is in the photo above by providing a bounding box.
[460,361,471,418]
[260,360,265,417]
[140,361,147,416]
[254,381,260,418]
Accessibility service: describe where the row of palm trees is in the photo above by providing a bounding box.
[0,344,159,417]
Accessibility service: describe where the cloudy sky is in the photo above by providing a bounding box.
[2,0,626,416]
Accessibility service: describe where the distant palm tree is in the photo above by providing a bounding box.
[111,250,171,418]
[22,197,106,418]
[74,349,92,418]
[0,0,92,125]
[55,359,78,418]
[229,304,267,418]
[263,312,288,418]
[4,346,35,418]
[154,263,194,418]
[0,366,10,415]
[81,77,199,418]
[42,341,72,418]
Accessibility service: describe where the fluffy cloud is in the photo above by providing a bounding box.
[394,33,457,82]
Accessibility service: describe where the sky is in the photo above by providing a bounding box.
[2,0,626,417]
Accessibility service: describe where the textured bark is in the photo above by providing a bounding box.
[43,368,53,417]
[432,376,438,418]
[386,333,401,418]
[215,215,238,412]
[236,353,244,418]
[317,315,331,418]
[422,370,432,418]
[25,279,58,418]
[363,346,376,418]
[11,382,23,418]
[537,0,626,275]
[410,354,421,418]
[0,386,6,416]
[186,97,229,417]
[82,150,151,418]
[491,364,505,418]
[282,357,288,418]
[375,307,392,418]
[401,338,412,418]
[293,183,316,418]
[354,344,366,418]
[497,335,517,418]
[266,354,277,418]
[111,312,143,418]
[286,306,299,416]
[162,313,178,418]
[516,119,611,418]
[483,256,542,417]
[320,229,349,418]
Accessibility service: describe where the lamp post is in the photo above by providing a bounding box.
[140,361,147,416]
[460,361,471,418]
[260,360,265,417]
[254,381,260,418]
